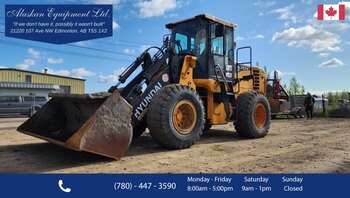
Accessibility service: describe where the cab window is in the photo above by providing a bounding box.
[210,24,224,55]
[0,96,19,103]
[175,33,194,54]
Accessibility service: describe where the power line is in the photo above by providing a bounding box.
[92,40,140,48]
[103,36,159,46]
[0,31,137,57]
[115,39,157,46]
[66,44,137,57]
[0,39,133,62]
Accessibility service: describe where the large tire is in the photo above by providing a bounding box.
[147,85,205,149]
[234,91,271,138]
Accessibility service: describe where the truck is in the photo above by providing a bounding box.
[0,95,48,116]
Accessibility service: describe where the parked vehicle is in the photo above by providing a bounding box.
[267,71,305,119]
[0,95,48,116]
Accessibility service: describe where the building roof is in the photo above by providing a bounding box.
[0,68,86,81]
[166,14,237,29]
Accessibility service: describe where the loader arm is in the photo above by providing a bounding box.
[116,41,174,129]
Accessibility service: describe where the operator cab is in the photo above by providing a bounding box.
[166,14,237,81]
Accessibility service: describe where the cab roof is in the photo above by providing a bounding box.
[165,14,237,29]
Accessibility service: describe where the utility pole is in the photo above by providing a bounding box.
[29,93,36,116]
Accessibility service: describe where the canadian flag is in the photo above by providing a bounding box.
[318,4,346,20]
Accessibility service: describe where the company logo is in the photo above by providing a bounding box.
[318,4,346,20]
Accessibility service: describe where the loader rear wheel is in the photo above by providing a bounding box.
[147,85,205,149]
[234,91,270,138]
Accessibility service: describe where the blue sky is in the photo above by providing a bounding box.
[0,0,349,95]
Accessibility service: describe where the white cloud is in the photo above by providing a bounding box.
[99,67,125,83]
[28,48,41,59]
[254,1,276,8]
[254,34,265,39]
[73,41,91,47]
[15,59,36,70]
[0,65,7,68]
[47,58,64,64]
[124,48,135,54]
[270,4,295,20]
[236,36,245,41]
[112,20,120,30]
[163,13,178,18]
[91,0,121,5]
[319,53,330,57]
[42,68,70,76]
[276,70,296,77]
[308,17,350,31]
[269,4,303,25]
[284,21,290,28]
[318,22,350,31]
[177,0,191,8]
[71,67,95,78]
[301,0,313,4]
[99,74,119,83]
[140,45,152,52]
[41,67,95,78]
[346,42,350,46]
[138,0,177,18]
[272,25,341,53]
[319,58,344,68]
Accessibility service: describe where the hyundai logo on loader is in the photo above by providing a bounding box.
[134,82,163,121]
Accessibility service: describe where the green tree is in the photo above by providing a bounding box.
[264,65,271,80]
[340,91,349,100]
[288,76,304,95]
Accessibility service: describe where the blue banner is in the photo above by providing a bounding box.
[0,174,349,197]
[5,4,113,44]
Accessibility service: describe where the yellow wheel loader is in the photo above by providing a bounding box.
[18,14,271,159]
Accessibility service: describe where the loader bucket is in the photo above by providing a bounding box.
[17,91,133,160]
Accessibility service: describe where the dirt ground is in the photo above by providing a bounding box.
[0,117,349,173]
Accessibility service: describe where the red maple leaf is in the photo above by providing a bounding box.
[326,6,337,17]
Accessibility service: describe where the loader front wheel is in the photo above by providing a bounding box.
[147,85,205,149]
[234,91,271,138]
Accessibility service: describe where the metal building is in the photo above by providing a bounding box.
[0,68,85,98]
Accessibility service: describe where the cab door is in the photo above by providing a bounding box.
[209,23,225,79]
[209,24,234,80]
